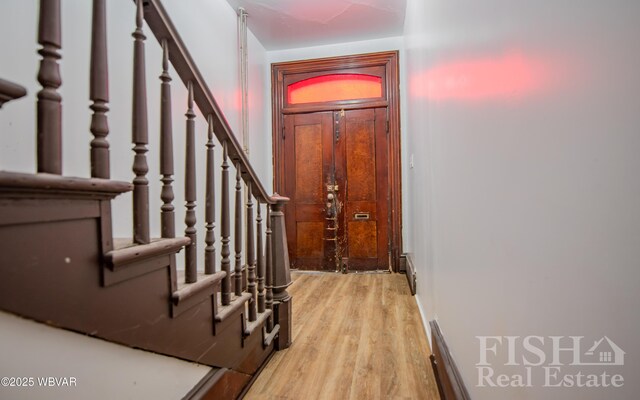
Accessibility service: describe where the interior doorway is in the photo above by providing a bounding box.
[272,51,402,272]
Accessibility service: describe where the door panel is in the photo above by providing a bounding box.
[296,221,324,258]
[345,117,376,202]
[347,221,378,258]
[283,108,388,271]
[284,112,335,270]
[336,108,389,270]
[294,125,323,202]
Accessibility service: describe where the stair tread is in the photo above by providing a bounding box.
[174,270,226,292]
[113,237,179,251]
[106,237,191,268]
[172,271,226,307]
[244,309,272,336]
[215,292,252,322]
[0,171,132,195]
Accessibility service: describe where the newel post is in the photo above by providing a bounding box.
[270,194,292,349]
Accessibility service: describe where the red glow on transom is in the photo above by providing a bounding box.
[288,74,382,104]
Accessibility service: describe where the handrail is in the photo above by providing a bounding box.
[0,78,27,108]
[141,0,276,204]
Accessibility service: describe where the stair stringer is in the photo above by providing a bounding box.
[0,177,275,383]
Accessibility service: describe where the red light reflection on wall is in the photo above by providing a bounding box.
[288,74,382,104]
[413,52,550,101]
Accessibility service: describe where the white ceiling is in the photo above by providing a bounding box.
[224,0,407,51]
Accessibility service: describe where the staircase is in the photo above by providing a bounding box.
[0,1,291,399]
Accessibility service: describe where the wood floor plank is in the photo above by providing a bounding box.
[245,272,440,400]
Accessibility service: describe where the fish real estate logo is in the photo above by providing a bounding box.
[476,336,625,388]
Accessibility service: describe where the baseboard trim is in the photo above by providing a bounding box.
[399,253,408,272]
[429,320,470,400]
[414,294,432,347]
[405,253,416,295]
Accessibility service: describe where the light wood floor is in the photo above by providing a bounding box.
[245,272,440,400]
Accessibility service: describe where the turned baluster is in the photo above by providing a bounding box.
[89,0,109,178]
[257,201,265,314]
[37,0,62,174]
[220,142,231,305]
[184,82,197,283]
[246,184,257,321]
[159,40,175,238]
[204,115,216,274]
[131,0,150,244]
[234,164,243,296]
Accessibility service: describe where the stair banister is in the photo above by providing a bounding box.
[135,1,293,322]
[139,0,275,205]
[0,2,293,394]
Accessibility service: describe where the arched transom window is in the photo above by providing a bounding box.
[287,74,383,105]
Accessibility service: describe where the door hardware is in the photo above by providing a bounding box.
[326,184,338,192]
[354,213,370,220]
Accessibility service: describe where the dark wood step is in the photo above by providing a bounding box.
[215,292,252,323]
[172,270,226,318]
[244,309,272,337]
[173,270,226,305]
[106,237,190,268]
[102,237,190,286]
[0,171,131,198]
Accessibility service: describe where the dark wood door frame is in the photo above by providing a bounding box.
[271,51,403,272]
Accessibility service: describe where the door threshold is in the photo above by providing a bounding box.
[291,269,391,275]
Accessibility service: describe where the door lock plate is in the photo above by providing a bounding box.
[326,184,339,192]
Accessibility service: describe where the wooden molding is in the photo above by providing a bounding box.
[182,368,227,400]
[429,320,471,400]
[183,368,250,400]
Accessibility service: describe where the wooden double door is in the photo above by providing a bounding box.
[283,108,389,271]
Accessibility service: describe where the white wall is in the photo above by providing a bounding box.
[0,311,210,400]
[404,0,640,399]
[267,36,403,64]
[0,0,271,269]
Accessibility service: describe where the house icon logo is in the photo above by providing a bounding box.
[581,336,625,366]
